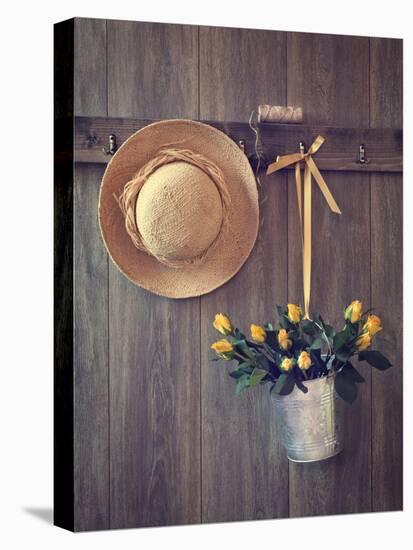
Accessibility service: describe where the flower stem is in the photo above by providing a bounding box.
[313,320,332,356]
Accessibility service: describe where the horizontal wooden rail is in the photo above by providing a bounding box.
[62,117,402,173]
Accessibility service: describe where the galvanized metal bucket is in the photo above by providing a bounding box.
[272,375,344,463]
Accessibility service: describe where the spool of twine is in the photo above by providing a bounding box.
[115,148,231,268]
[258,104,303,123]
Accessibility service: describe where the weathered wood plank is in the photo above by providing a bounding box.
[200,26,289,523]
[108,20,198,119]
[73,17,110,531]
[72,116,402,172]
[74,18,107,117]
[107,20,201,528]
[287,32,372,517]
[287,32,370,126]
[370,37,403,512]
[73,164,110,530]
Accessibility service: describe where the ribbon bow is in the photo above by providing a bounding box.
[266,136,341,319]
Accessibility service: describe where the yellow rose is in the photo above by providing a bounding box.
[297,350,312,370]
[363,314,382,336]
[287,303,302,324]
[355,332,372,352]
[213,313,233,335]
[278,329,292,351]
[280,357,294,372]
[211,338,234,359]
[250,324,266,344]
[344,300,363,323]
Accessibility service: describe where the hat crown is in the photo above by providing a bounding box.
[135,161,223,261]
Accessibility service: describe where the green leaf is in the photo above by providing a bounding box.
[346,320,359,339]
[333,328,349,352]
[229,361,254,379]
[249,367,268,387]
[316,313,326,327]
[255,354,270,370]
[279,316,294,330]
[272,374,287,394]
[301,319,318,336]
[295,379,309,394]
[235,374,250,395]
[229,369,246,379]
[276,306,296,330]
[324,324,335,338]
[234,339,255,360]
[276,305,286,319]
[272,374,295,396]
[310,338,323,350]
[264,330,279,350]
[358,350,392,370]
[335,370,358,404]
[233,328,246,341]
[335,343,352,362]
[342,362,365,383]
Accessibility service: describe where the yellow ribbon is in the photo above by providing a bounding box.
[266,136,342,319]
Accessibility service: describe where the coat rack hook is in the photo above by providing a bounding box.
[103,134,117,155]
[358,144,369,164]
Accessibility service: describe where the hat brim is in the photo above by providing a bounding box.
[99,119,259,298]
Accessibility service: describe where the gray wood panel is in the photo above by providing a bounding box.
[287,32,372,516]
[200,27,289,523]
[74,18,107,117]
[73,17,109,531]
[370,37,403,511]
[107,20,201,528]
[108,20,198,119]
[286,32,369,126]
[73,164,110,530]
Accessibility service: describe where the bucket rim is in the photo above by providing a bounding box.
[299,371,335,384]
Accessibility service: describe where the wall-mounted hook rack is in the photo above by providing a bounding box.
[64,116,402,174]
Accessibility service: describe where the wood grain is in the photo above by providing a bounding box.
[200,26,286,121]
[370,37,403,512]
[73,17,110,531]
[73,164,110,530]
[287,32,369,126]
[73,116,402,172]
[108,20,198,119]
[107,20,201,528]
[74,18,107,117]
[200,26,289,523]
[287,32,372,517]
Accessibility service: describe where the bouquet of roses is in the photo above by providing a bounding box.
[210,301,391,404]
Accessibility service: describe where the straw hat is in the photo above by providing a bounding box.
[99,119,259,298]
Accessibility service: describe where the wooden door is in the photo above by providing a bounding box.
[54,18,402,531]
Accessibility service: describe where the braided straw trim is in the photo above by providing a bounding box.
[115,148,231,269]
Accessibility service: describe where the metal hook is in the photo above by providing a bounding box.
[102,134,117,155]
[238,138,269,171]
[358,144,369,164]
[299,141,305,155]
